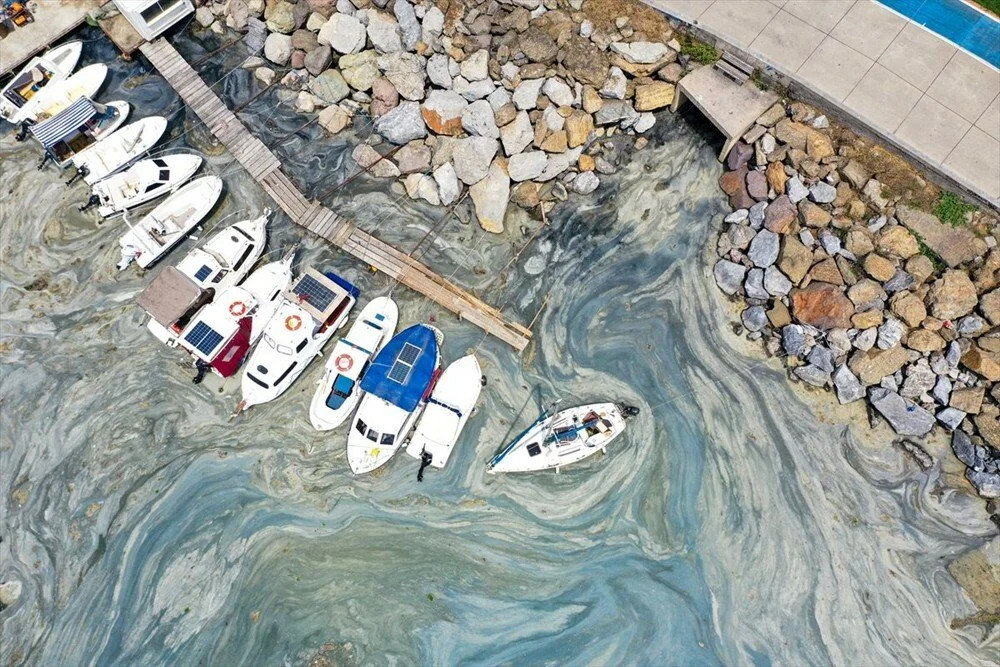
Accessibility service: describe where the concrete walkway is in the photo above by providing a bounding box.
[644,0,1000,207]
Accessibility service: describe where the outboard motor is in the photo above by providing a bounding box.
[65,166,86,186]
[15,120,33,142]
[416,448,433,482]
[192,359,212,385]
[79,194,100,212]
[621,405,641,418]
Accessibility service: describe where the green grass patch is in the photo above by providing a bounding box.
[973,0,1000,17]
[933,191,975,227]
[680,36,719,64]
[915,234,946,272]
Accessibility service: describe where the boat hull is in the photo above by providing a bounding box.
[94,154,203,217]
[1,41,83,120]
[347,395,423,474]
[75,116,169,185]
[9,63,107,124]
[404,354,482,469]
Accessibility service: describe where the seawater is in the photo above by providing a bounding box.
[1,27,996,666]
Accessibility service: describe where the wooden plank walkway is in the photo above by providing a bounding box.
[138,38,531,352]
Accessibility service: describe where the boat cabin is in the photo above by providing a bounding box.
[136,266,213,335]
[176,223,260,289]
[4,64,52,110]
[112,0,194,40]
[29,97,122,164]
[178,288,256,377]
[286,268,360,333]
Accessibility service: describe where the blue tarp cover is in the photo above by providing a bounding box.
[29,97,98,148]
[360,324,437,412]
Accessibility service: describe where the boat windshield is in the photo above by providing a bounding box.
[263,333,293,356]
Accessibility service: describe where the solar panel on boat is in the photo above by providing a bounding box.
[398,343,420,364]
[387,343,420,384]
[293,274,338,312]
[184,321,223,356]
[193,265,213,282]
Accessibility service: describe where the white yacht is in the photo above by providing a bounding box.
[28,99,129,167]
[1,41,82,121]
[73,115,168,184]
[9,63,108,124]
[89,154,203,217]
[238,268,359,412]
[308,296,399,431]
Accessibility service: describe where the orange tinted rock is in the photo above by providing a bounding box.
[791,282,854,330]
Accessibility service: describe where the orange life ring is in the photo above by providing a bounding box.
[335,354,353,371]
[285,315,302,331]
[229,300,247,316]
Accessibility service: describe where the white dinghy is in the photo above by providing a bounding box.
[146,211,270,344]
[177,256,294,382]
[9,63,108,125]
[487,402,640,473]
[28,99,129,168]
[73,116,168,185]
[405,354,483,476]
[89,154,203,217]
[117,175,223,271]
[237,268,359,413]
[308,296,398,431]
[347,324,441,475]
[1,41,82,121]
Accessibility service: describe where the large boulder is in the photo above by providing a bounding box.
[374,101,426,144]
[869,387,936,436]
[318,13,367,54]
[421,90,468,135]
[790,283,854,329]
[367,9,402,53]
[928,270,978,320]
[470,159,509,233]
[558,36,611,87]
[452,136,499,185]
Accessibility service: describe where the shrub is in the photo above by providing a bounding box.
[681,36,719,64]
[933,191,975,227]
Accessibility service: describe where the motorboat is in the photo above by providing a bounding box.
[487,402,640,473]
[117,175,223,271]
[237,268,359,412]
[72,115,169,184]
[176,256,294,380]
[347,324,441,475]
[146,211,270,344]
[88,154,203,217]
[1,41,82,121]
[308,296,399,431]
[9,63,108,125]
[404,354,483,476]
[27,99,129,167]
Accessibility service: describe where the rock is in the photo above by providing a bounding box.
[809,182,837,204]
[907,329,945,352]
[757,103,786,127]
[507,151,547,181]
[254,66,276,86]
[768,301,792,328]
[565,110,594,148]
[888,292,926,329]
[746,171,768,201]
[933,375,953,405]
[726,142,753,171]
[833,365,865,403]
[542,78,574,107]
[850,345,909,385]
[422,6,444,37]
[426,54,452,89]
[371,76,399,116]
[951,428,979,467]
[433,162,460,205]
[366,9,402,53]
[374,100,426,144]
[863,178,890,210]
[748,229,779,268]
[306,11,327,30]
[310,69,350,103]
[719,166,753,211]
[782,324,807,357]
[807,344,836,373]
[766,161,787,194]
[519,26,558,64]
[469,160,509,233]
[883,270,915,293]
[876,317,906,350]
[869,387,935,436]
[785,176,808,204]
[807,257,844,286]
[452,136,499,185]
[265,0,296,32]
[863,254,896,282]
[378,52,425,101]
[559,36,610,87]
[798,200,831,228]
[598,66,628,100]
[308,0,336,17]
[351,144,400,177]
[896,204,986,268]
[962,345,1000,381]
[461,99,499,139]
[806,130,834,160]
[393,0,420,49]
[294,90,317,113]
[791,283,854,330]
[876,226,919,260]
[393,141,431,174]
[950,386,985,414]
[778,234,811,284]
[540,130,568,153]
[316,104,351,135]
[420,90,467,135]
[512,78,545,111]
[263,33,293,65]
[500,111,533,156]
[967,470,1000,498]
[403,173,440,205]
[572,171,599,195]
[339,50,379,89]
[301,45,332,76]
[582,86,603,113]
[318,13,367,54]
[714,260,746,296]
[744,268,768,300]
[292,29,319,52]
[764,195,797,234]
[840,160,869,189]
[854,327,877,351]
[453,78,496,102]
[900,359,936,398]
[764,265,792,296]
[795,364,830,387]
[461,49,490,82]
[609,41,671,64]
[196,5,215,27]
[929,270,978,320]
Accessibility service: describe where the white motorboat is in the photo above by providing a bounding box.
[117,175,223,271]
[308,296,399,431]
[146,211,270,344]
[404,354,483,475]
[487,402,640,473]
[89,154,203,217]
[176,256,294,381]
[347,324,441,475]
[73,116,168,185]
[27,99,129,167]
[238,268,359,412]
[9,63,108,125]
[1,41,82,121]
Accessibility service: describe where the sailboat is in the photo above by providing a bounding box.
[1,41,82,121]
[117,175,223,271]
[8,63,108,125]
[237,268,359,412]
[487,403,640,473]
[89,154,203,217]
[404,354,484,474]
[347,324,441,475]
[308,296,399,431]
[72,115,169,184]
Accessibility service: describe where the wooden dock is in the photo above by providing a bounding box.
[138,38,531,352]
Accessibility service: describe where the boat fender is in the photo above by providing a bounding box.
[480,374,487,387]
[229,300,247,316]
[417,448,433,482]
[285,315,302,331]
[335,354,353,371]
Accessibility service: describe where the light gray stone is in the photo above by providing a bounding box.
[500,110,533,156]
[263,33,293,65]
[513,78,545,110]
[633,113,655,133]
[507,151,547,182]
[900,359,936,398]
[795,364,831,387]
[594,99,638,126]
[462,100,499,139]
[714,260,746,296]
[404,173,440,205]
[422,6,444,37]
[433,162,460,205]
[310,69,350,104]
[958,315,985,336]
[427,53,452,88]
[393,0,421,49]
[374,100,426,144]
[725,209,749,224]
[833,364,865,403]
[818,230,841,256]
[932,375,952,405]
[748,229,779,268]
[742,305,768,332]
[809,182,837,203]
[460,49,490,81]
[378,52,426,100]
[599,66,627,99]
[744,268,768,300]
[318,13,367,54]
[786,176,808,203]
[572,171,599,194]
[877,318,906,350]
[453,77,496,101]
[869,387,935,436]
[487,87,512,113]
[367,9,402,53]
[452,136,499,185]
[608,41,671,64]
[470,159,509,233]
[854,327,877,351]
[807,344,836,373]
[937,407,966,431]
[783,324,807,357]
[748,201,767,229]
[542,78,574,107]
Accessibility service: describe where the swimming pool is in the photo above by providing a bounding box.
[877,0,1000,69]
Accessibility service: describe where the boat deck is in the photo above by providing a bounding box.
[137,38,532,352]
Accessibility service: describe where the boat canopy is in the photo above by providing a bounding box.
[29,97,99,148]
[360,324,438,412]
[137,266,206,328]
